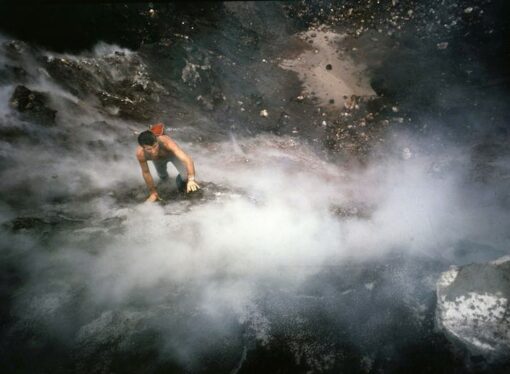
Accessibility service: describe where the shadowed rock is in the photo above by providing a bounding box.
[42,54,165,121]
[9,85,57,126]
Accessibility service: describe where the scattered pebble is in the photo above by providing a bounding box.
[260,109,269,118]
[326,64,332,70]
[437,42,449,49]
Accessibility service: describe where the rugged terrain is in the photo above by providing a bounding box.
[0,1,509,373]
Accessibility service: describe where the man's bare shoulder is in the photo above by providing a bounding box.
[159,134,179,149]
[159,134,175,143]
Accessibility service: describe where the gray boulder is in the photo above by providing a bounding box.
[436,256,510,363]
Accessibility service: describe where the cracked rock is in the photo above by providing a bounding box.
[436,257,510,364]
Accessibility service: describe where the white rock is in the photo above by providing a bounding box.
[259,109,269,118]
[436,257,510,361]
[437,266,459,288]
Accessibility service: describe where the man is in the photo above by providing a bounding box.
[136,125,200,202]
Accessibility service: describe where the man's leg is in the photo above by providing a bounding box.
[153,160,169,180]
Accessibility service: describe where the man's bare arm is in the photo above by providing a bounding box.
[160,135,200,192]
[136,148,159,200]
[160,136,196,179]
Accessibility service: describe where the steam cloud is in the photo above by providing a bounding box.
[1,35,509,370]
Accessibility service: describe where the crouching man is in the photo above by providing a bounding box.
[136,125,200,202]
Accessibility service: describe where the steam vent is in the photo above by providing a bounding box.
[0,1,509,373]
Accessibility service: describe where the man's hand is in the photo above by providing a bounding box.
[186,179,200,193]
[146,191,161,202]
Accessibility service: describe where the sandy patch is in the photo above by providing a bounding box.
[279,27,376,109]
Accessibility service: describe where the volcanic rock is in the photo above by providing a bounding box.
[9,85,57,126]
[436,257,510,364]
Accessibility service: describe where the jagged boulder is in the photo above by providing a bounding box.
[9,85,57,126]
[42,53,165,121]
[436,256,510,364]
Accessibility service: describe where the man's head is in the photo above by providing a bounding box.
[138,130,159,156]
[138,130,157,146]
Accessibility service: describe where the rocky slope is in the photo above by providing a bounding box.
[0,1,509,373]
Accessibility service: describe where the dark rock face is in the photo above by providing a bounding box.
[436,257,510,366]
[41,53,167,121]
[0,64,28,85]
[9,85,57,125]
[0,3,224,53]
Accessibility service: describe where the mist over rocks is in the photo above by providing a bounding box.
[39,47,170,121]
[0,1,509,373]
[2,1,506,155]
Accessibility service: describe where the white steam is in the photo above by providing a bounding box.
[1,38,510,367]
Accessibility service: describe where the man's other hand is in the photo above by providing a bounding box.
[146,192,161,202]
[186,180,200,193]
